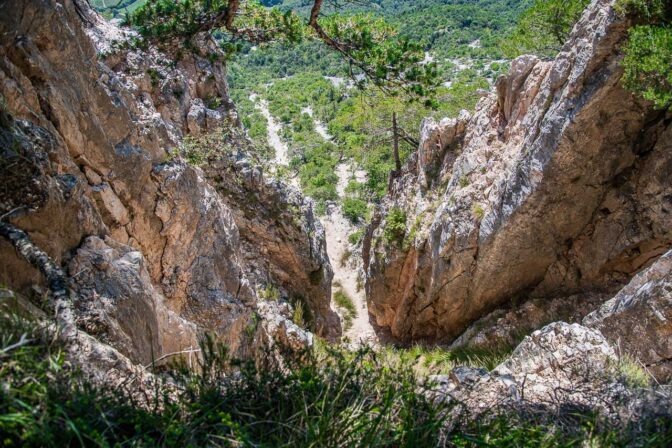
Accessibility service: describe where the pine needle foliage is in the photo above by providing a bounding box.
[617,0,672,109]
[128,0,439,102]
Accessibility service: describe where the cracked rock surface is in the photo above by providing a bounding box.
[0,0,338,367]
[364,0,672,347]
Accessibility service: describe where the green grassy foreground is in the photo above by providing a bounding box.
[1,311,671,447]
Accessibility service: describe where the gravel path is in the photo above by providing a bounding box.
[251,93,290,166]
[323,163,377,346]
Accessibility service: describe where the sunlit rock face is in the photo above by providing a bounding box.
[0,0,338,364]
[585,250,672,382]
[364,0,672,344]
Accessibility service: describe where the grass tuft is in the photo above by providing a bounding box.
[1,310,670,447]
[333,289,357,331]
[616,354,652,388]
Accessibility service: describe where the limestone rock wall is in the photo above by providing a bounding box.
[0,0,338,364]
[364,0,672,343]
[584,250,672,381]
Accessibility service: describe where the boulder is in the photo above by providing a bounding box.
[585,250,672,381]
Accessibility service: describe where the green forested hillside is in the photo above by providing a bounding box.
[225,0,526,212]
[93,0,527,213]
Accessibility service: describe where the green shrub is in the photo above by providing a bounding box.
[614,0,671,109]
[260,284,281,301]
[290,297,314,330]
[383,207,407,247]
[2,309,671,447]
[380,343,514,376]
[348,228,365,246]
[503,0,591,58]
[615,354,652,388]
[615,0,669,20]
[333,289,357,331]
[292,302,305,327]
[204,95,223,110]
[146,67,163,87]
[342,197,368,223]
[171,129,234,166]
[0,311,449,447]
[621,25,672,109]
[472,203,485,220]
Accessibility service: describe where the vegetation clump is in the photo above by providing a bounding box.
[129,0,438,101]
[342,197,368,223]
[260,284,280,301]
[0,312,446,447]
[333,289,357,331]
[507,0,671,109]
[617,0,672,109]
[383,207,407,247]
[472,203,485,220]
[2,308,672,446]
[348,228,365,246]
[504,0,591,58]
[169,128,234,166]
[614,354,652,388]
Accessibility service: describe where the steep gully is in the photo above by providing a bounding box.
[250,93,376,344]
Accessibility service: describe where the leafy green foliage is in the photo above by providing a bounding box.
[504,0,591,58]
[223,1,515,210]
[615,354,652,388]
[318,13,438,101]
[130,0,304,47]
[472,203,485,220]
[333,289,357,331]
[290,296,314,330]
[0,312,447,447]
[378,343,514,376]
[617,0,672,109]
[170,126,272,167]
[348,228,365,245]
[259,284,281,301]
[129,0,438,101]
[383,207,407,247]
[342,197,368,223]
[622,25,672,109]
[615,0,670,20]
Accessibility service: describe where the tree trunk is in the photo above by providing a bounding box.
[392,112,401,172]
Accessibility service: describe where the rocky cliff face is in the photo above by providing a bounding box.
[364,0,671,359]
[0,0,339,367]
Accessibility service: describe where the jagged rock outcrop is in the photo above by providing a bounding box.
[449,291,608,351]
[205,157,340,340]
[417,111,471,191]
[256,300,314,354]
[364,0,672,343]
[0,0,338,367]
[430,322,672,421]
[69,236,199,365]
[584,250,672,381]
[430,323,618,412]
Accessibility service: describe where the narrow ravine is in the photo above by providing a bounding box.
[322,164,377,345]
[253,95,377,345]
